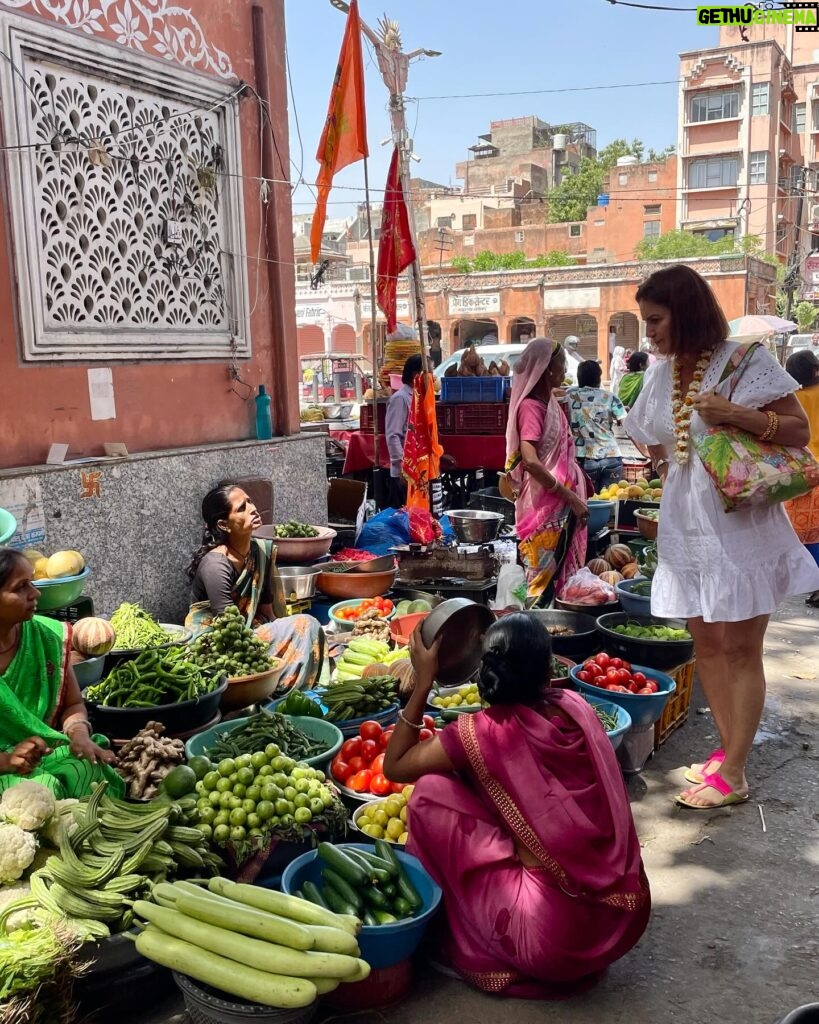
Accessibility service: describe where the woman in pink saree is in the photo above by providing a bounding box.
[503,338,589,605]
[384,614,650,998]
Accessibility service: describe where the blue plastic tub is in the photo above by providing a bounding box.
[581,694,632,751]
[327,702,400,738]
[570,663,676,727]
[280,843,442,970]
[184,714,343,769]
[0,508,17,545]
[615,578,652,617]
[587,499,615,535]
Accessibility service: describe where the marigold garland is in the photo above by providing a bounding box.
[671,349,713,464]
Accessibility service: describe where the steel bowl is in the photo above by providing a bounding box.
[254,525,336,563]
[273,565,321,604]
[420,597,495,686]
[446,509,505,544]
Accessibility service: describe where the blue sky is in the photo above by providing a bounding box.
[284,0,719,219]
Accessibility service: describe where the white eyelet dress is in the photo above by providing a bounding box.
[624,342,819,623]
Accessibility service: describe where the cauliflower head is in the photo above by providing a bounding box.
[40,798,79,849]
[0,823,37,883]
[0,781,56,832]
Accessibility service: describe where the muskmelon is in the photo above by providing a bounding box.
[71,617,116,657]
[22,548,45,568]
[46,550,85,579]
[600,570,624,586]
[604,544,634,570]
[620,562,642,579]
[32,558,49,580]
[587,558,611,577]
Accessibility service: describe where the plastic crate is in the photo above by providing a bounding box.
[360,402,387,432]
[622,459,652,483]
[654,659,696,749]
[455,402,509,434]
[436,404,457,434]
[440,376,507,403]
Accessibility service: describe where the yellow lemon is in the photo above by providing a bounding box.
[402,785,414,801]
[398,832,408,844]
[399,806,407,823]
[386,818,404,840]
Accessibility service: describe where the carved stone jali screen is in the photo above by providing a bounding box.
[0,15,250,360]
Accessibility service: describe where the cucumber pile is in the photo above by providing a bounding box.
[303,842,422,926]
[133,877,370,1008]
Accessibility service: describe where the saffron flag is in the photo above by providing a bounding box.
[376,146,416,332]
[310,0,368,264]
[403,371,443,510]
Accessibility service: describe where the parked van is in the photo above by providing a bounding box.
[435,343,583,385]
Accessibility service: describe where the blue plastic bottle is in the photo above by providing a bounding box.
[255,384,273,440]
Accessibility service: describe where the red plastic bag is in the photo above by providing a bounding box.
[558,566,616,606]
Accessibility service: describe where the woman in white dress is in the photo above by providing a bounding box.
[626,265,819,810]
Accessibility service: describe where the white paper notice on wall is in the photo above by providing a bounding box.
[87,368,116,421]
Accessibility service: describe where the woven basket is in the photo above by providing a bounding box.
[173,973,318,1024]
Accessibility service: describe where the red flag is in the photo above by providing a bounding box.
[310,0,368,264]
[376,146,416,332]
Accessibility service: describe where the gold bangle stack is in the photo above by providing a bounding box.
[759,410,779,442]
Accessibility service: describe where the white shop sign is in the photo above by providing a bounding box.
[296,306,328,323]
[360,298,411,319]
[448,293,501,315]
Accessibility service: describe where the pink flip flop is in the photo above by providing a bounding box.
[683,748,725,785]
[676,768,749,810]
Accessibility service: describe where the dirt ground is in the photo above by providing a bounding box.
[132,594,819,1024]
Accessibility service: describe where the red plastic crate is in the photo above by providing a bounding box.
[436,404,457,434]
[359,402,386,433]
[455,402,509,435]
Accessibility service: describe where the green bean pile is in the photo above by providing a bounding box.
[592,705,621,732]
[110,602,177,650]
[204,710,325,762]
[86,647,219,707]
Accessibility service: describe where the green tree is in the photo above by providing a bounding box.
[646,144,676,163]
[531,250,575,267]
[794,300,817,332]
[635,229,740,261]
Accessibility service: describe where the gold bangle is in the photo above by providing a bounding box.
[759,410,779,442]
[398,710,423,731]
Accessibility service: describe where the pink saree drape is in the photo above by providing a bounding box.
[407,691,650,998]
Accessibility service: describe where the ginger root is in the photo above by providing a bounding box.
[116,721,186,800]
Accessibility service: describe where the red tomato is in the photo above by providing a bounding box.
[631,672,647,687]
[612,684,630,693]
[419,728,434,742]
[594,653,611,668]
[359,720,383,742]
[347,756,365,774]
[422,715,436,731]
[610,657,624,669]
[616,668,632,685]
[331,757,353,783]
[370,753,386,774]
[379,728,394,749]
[340,738,362,760]
[645,680,659,694]
[576,670,591,683]
[637,687,654,695]
[360,740,380,764]
[585,663,603,679]
[628,681,641,694]
[369,773,392,796]
[606,667,621,682]
[391,780,405,794]
[349,770,373,793]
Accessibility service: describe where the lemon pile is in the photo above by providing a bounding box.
[430,682,486,710]
[596,477,663,502]
[356,787,414,844]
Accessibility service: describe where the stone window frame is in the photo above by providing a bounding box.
[0,13,250,362]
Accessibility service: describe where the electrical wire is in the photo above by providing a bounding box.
[411,78,684,101]
[602,0,697,10]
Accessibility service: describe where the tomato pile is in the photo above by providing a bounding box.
[330,717,437,796]
[575,652,660,695]
[334,596,394,622]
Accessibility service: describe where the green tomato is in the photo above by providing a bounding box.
[308,796,325,815]
[235,754,253,771]
[294,779,310,794]
[217,758,235,777]
[294,807,312,824]
[214,810,230,827]
[194,780,206,796]
[261,784,280,802]
[280,757,296,774]
[232,784,247,800]
[237,767,255,786]
[241,798,256,814]
[320,789,335,808]
[248,828,266,839]
[291,767,309,780]
[275,799,290,816]
[208,791,222,807]
[213,823,231,843]
[293,793,310,809]
[202,771,221,791]
[218,792,233,809]
[246,785,261,803]
[272,772,289,788]
[246,813,261,830]
[264,743,281,760]
[257,764,274,777]
[196,822,213,840]
[229,808,247,826]
[279,813,295,827]
[270,756,288,772]
[229,826,247,842]
[198,806,216,825]
[284,786,297,802]
[250,751,268,770]
[215,777,232,793]
[256,800,274,821]
[306,781,323,796]
[228,796,242,811]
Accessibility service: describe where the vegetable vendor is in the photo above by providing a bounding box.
[186,482,325,692]
[384,614,650,998]
[0,548,124,798]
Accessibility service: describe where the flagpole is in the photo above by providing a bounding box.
[362,155,384,506]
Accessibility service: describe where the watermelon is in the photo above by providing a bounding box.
[72,617,116,657]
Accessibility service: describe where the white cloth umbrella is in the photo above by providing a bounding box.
[728,315,797,340]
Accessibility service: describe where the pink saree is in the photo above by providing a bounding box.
[406,691,650,998]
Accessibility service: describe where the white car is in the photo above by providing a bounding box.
[434,343,584,385]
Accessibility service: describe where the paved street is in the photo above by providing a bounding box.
[131,594,819,1024]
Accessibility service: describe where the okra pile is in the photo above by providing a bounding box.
[86,647,218,708]
[320,673,399,723]
[304,841,422,926]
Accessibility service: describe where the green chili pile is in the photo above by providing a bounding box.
[85,648,218,707]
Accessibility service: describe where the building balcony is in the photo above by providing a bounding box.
[682,183,739,193]
[683,116,741,129]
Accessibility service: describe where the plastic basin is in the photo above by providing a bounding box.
[280,843,442,970]
[86,676,228,740]
[570,663,676,727]
[614,578,652,617]
[587,499,614,535]
[595,612,694,672]
[581,694,632,750]
[329,600,395,632]
[389,612,429,646]
[185,714,343,769]
[0,508,17,545]
[73,655,106,689]
[329,702,400,738]
[33,567,90,611]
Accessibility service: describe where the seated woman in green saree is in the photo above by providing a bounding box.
[185,483,325,693]
[0,548,124,798]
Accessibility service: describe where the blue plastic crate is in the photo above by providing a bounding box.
[440,376,508,403]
